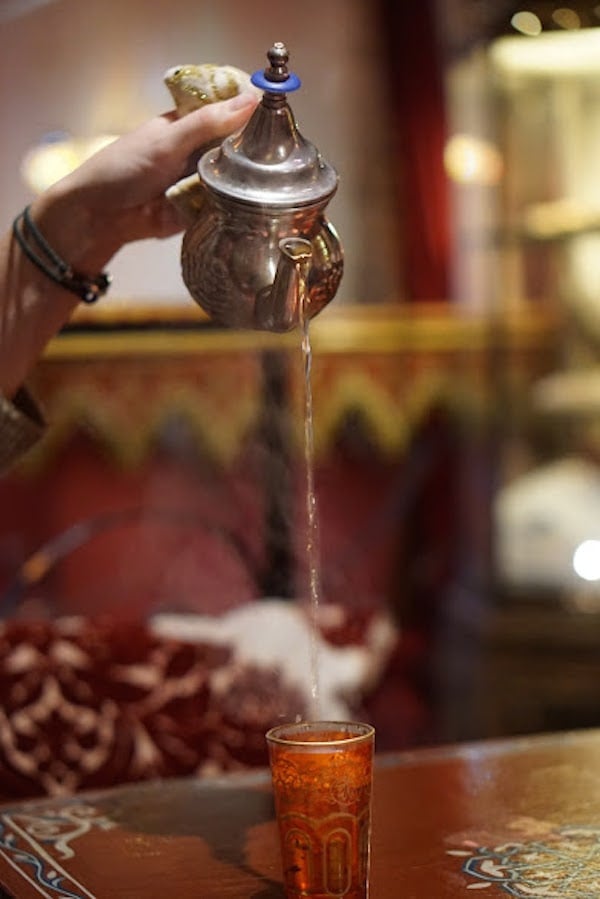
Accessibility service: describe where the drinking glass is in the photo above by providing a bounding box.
[266,720,375,899]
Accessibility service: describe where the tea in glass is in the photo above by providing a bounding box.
[266,721,375,899]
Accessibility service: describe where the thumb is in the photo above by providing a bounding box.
[172,91,260,156]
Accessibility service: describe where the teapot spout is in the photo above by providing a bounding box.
[255,237,313,332]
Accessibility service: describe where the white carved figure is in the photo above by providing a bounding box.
[495,456,600,594]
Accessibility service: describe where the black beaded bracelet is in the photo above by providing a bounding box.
[12,206,111,304]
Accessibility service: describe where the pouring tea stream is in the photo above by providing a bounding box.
[174,43,344,720]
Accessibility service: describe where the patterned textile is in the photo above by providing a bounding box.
[0,388,44,474]
[0,615,308,800]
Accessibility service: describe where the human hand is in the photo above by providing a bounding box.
[0,90,259,396]
[31,90,259,272]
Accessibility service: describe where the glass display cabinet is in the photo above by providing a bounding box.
[438,18,600,743]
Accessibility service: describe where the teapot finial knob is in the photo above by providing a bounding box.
[251,42,301,93]
[265,42,289,82]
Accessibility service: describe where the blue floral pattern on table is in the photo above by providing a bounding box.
[448,825,600,897]
[0,802,115,898]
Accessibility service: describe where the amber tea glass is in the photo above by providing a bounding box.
[266,721,375,899]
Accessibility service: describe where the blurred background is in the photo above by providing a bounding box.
[2,0,600,797]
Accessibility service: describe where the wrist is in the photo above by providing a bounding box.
[30,179,121,276]
[13,208,111,305]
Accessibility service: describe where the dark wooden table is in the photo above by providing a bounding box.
[0,727,599,898]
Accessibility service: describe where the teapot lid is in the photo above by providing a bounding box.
[198,43,338,208]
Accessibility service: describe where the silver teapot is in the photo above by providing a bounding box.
[180,43,344,332]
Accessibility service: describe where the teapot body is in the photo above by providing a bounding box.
[181,192,343,331]
[178,43,344,331]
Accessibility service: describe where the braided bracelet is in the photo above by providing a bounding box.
[12,206,111,304]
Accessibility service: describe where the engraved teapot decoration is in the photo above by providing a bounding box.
[180,43,344,332]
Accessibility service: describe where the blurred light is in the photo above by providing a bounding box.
[573,539,600,581]
[552,7,581,29]
[21,132,118,194]
[511,10,543,35]
[444,134,504,186]
[490,27,600,76]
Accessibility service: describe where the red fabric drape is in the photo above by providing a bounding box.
[379,1,451,301]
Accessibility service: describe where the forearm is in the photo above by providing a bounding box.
[0,181,119,398]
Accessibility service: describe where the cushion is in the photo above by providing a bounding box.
[0,602,397,800]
